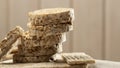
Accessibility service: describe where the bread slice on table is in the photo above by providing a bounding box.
[18,43,63,56]
[13,54,52,63]
[8,42,63,57]
[0,26,24,60]
[28,8,74,26]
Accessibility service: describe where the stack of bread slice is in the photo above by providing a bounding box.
[0,8,95,68]
[12,8,74,63]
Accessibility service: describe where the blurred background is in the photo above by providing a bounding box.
[0,0,120,61]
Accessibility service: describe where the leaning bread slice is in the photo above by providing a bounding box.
[28,8,74,26]
[28,22,72,37]
[61,53,95,65]
[1,39,19,61]
[0,26,24,60]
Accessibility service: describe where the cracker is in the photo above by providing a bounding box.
[62,53,95,65]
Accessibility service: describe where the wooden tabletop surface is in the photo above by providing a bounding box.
[0,60,87,68]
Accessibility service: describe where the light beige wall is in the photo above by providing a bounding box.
[0,0,8,39]
[105,0,120,61]
[0,0,120,61]
[73,0,104,59]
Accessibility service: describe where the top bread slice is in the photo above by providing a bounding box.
[28,8,74,26]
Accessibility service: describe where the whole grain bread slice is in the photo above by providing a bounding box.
[28,8,74,26]
[13,54,52,63]
[28,23,72,37]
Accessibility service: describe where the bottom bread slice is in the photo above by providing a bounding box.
[13,54,52,63]
[18,43,62,56]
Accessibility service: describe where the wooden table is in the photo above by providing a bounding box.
[0,60,87,68]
